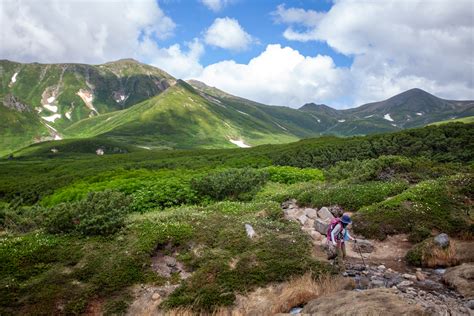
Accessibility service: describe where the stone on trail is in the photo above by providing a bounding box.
[443,263,474,298]
[317,207,334,221]
[314,219,329,235]
[304,208,317,219]
[152,293,160,300]
[416,271,426,281]
[434,233,450,249]
[302,289,426,315]
[402,273,417,281]
[297,214,308,225]
[245,224,256,239]
[352,239,374,253]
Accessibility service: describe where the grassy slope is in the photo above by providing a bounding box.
[0,59,175,154]
[64,81,298,149]
[0,123,472,314]
[429,116,474,125]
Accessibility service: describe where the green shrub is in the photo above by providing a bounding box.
[353,174,472,240]
[263,166,324,184]
[45,190,132,236]
[130,178,199,212]
[0,204,45,233]
[297,180,408,211]
[191,168,268,201]
[408,226,432,243]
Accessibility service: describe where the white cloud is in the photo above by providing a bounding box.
[141,38,205,79]
[200,0,232,12]
[272,4,323,27]
[204,17,253,51]
[0,0,175,64]
[273,0,474,105]
[196,44,351,107]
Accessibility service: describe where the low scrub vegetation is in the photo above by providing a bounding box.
[0,123,472,314]
[353,175,472,240]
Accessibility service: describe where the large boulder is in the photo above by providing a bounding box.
[434,233,450,249]
[443,263,474,298]
[302,288,426,315]
[314,219,329,235]
[317,207,334,221]
[304,208,318,219]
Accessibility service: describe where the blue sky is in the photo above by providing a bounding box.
[1,0,473,108]
[158,0,353,68]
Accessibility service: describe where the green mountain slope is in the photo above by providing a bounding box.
[0,59,175,155]
[300,88,474,135]
[64,80,298,149]
[2,60,473,156]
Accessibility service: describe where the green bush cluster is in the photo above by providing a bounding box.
[45,190,132,236]
[191,168,268,201]
[263,166,324,184]
[353,174,472,240]
[297,180,408,211]
[130,179,199,212]
[325,155,463,183]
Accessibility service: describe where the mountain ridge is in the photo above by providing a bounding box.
[1,59,473,156]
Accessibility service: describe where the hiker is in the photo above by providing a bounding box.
[327,214,356,270]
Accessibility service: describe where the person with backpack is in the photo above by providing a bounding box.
[326,214,356,270]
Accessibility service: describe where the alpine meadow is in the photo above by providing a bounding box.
[1,0,473,315]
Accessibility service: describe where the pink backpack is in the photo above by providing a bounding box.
[326,217,342,241]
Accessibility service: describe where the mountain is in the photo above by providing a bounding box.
[0,59,174,154]
[1,59,473,156]
[300,88,474,135]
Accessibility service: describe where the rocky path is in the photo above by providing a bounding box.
[282,199,474,315]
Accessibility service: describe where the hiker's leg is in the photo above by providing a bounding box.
[335,245,344,270]
[342,242,347,260]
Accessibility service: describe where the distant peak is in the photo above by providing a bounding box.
[299,103,334,110]
[103,58,141,65]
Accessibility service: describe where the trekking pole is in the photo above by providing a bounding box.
[355,240,367,269]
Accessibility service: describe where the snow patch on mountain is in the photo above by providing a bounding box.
[384,114,394,122]
[274,121,288,131]
[77,89,99,115]
[42,114,62,122]
[236,110,250,116]
[9,72,18,86]
[229,139,251,148]
[43,104,58,113]
[338,119,346,123]
[416,112,423,116]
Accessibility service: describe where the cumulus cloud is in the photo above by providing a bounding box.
[196,44,351,107]
[273,0,474,105]
[0,0,175,64]
[142,38,205,79]
[200,0,232,12]
[204,17,253,51]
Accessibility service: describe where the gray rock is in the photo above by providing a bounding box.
[281,199,296,209]
[397,280,414,288]
[434,233,450,249]
[466,300,474,310]
[328,205,344,217]
[245,224,256,238]
[164,256,177,267]
[317,207,334,221]
[297,214,308,225]
[304,208,318,219]
[370,280,385,288]
[353,239,374,253]
[314,218,329,235]
[378,265,386,270]
[402,273,417,281]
